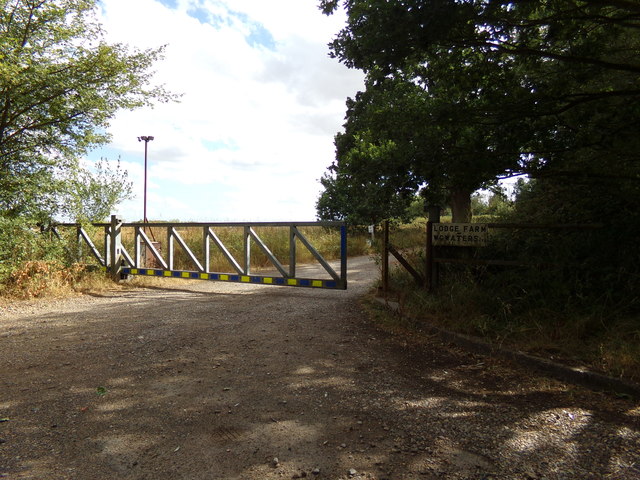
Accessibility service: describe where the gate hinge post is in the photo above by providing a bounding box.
[109,215,123,281]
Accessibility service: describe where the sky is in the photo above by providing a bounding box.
[90,0,364,222]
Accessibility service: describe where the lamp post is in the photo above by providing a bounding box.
[137,136,154,223]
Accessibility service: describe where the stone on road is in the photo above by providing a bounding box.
[0,256,638,479]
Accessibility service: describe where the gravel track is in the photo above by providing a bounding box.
[0,256,639,479]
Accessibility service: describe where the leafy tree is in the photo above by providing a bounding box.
[317,133,415,224]
[471,186,514,217]
[321,0,639,70]
[320,0,640,181]
[63,157,134,223]
[0,0,177,220]
[319,0,640,351]
[319,55,525,221]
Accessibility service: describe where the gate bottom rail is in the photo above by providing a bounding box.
[122,267,344,289]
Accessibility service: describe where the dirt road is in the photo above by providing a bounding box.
[1,256,639,479]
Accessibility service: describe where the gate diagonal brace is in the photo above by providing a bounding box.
[121,268,342,289]
[53,220,348,290]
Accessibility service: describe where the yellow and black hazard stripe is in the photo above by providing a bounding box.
[121,267,344,289]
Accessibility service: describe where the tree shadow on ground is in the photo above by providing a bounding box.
[0,281,638,480]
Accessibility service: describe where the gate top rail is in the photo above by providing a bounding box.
[53,218,347,290]
[54,221,344,228]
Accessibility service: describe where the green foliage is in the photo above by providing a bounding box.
[320,0,640,378]
[316,132,417,224]
[318,67,522,223]
[0,214,107,298]
[471,187,515,218]
[63,158,134,222]
[492,177,640,308]
[380,176,640,379]
[318,0,640,223]
[389,260,640,381]
[0,0,177,220]
[0,215,67,282]
[0,216,110,296]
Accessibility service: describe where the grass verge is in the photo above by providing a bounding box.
[1,226,372,301]
[0,261,117,300]
[378,264,640,384]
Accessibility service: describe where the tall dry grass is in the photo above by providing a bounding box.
[2,223,371,299]
[1,260,114,299]
[71,224,371,273]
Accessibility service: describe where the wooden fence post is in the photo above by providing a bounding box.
[426,220,433,290]
[426,206,441,290]
[382,220,389,296]
[76,225,83,262]
[109,215,123,280]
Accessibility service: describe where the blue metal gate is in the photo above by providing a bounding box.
[55,216,347,290]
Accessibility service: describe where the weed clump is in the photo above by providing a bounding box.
[1,261,109,299]
[379,219,640,382]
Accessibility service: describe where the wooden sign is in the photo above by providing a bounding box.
[432,223,488,246]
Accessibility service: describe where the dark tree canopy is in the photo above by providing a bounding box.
[321,0,640,76]
[318,68,525,222]
[317,0,640,222]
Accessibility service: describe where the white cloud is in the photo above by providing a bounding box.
[92,0,363,222]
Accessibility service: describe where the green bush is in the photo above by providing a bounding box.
[383,177,640,380]
[0,216,69,283]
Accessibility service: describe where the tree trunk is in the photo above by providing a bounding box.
[450,188,472,223]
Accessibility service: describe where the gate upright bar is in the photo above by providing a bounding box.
[56,219,348,290]
[108,215,123,280]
